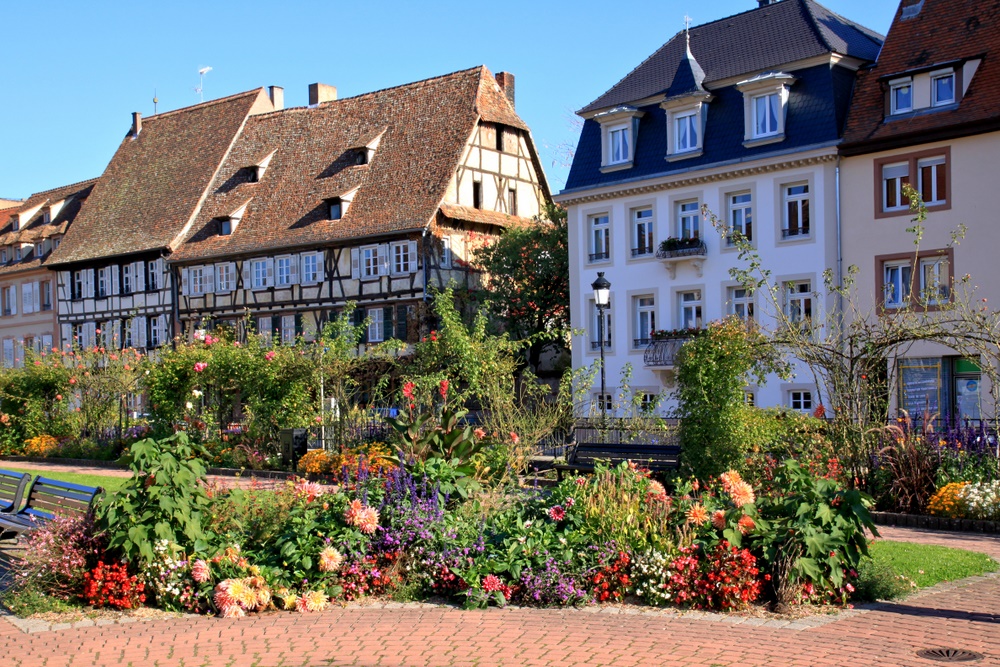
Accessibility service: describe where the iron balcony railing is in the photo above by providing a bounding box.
[656,239,707,260]
[643,338,690,367]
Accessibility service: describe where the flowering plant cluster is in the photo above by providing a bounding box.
[927,482,968,518]
[13,514,103,602]
[587,548,631,603]
[82,561,146,609]
[661,542,761,611]
[930,480,1000,521]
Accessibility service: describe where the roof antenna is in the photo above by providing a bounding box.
[153,89,158,115]
[196,66,212,102]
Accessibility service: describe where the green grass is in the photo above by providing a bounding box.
[869,540,997,588]
[0,467,128,494]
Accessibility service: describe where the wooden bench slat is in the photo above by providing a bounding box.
[0,476,101,539]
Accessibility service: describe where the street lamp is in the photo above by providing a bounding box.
[591,272,611,421]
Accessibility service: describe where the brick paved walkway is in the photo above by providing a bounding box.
[2,526,999,667]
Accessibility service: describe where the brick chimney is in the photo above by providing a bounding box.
[131,112,142,137]
[495,72,515,108]
[308,83,338,105]
[268,86,284,111]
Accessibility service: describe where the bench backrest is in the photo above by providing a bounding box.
[21,476,102,522]
[0,469,31,510]
[570,443,681,469]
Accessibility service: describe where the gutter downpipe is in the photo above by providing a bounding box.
[835,156,844,323]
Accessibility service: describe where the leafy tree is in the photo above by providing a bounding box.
[473,203,569,371]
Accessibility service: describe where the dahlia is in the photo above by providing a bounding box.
[226,578,258,609]
[685,503,709,525]
[318,546,345,573]
[356,507,380,534]
[564,497,575,508]
[737,515,756,534]
[719,470,744,494]
[213,582,236,611]
[220,604,246,618]
[647,480,667,497]
[729,481,756,507]
[711,510,727,531]
[294,479,325,502]
[548,505,566,521]
[254,587,272,610]
[302,590,330,612]
[344,499,364,525]
[481,574,504,593]
[191,559,211,583]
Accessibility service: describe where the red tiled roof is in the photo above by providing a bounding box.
[49,89,271,265]
[171,66,534,262]
[841,0,1000,152]
[438,203,530,229]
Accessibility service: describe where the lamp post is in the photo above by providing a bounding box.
[591,272,611,423]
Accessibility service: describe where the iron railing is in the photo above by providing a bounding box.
[643,338,690,367]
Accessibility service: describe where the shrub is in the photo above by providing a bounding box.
[927,482,968,518]
[24,434,59,457]
[663,541,761,611]
[297,449,333,475]
[853,559,913,602]
[10,514,103,602]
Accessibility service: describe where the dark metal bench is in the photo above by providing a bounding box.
[555,442,681,480]
[0,476,102,539]
[0,469,31,513]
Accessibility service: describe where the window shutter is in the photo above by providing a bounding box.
[181,268,189,296]
[134,261,146,292]
[84,322,96,347]
[350,248,360,279]
[407,240,418,272]
[289,255,299,284]
[32,281,40,311]
[58,272,69,302]
[137,317,147,349]
[294,313,303,336]
[383,305,395,340]
[353,307,367,343]
[85,269,95,298]
[396,304,409,342]
[60,324,72,349]
[266,258,275,287]
[21,283,32,314]
[110,265,120,295]
[204,265,215,293]
[241,260,251,288]
[377,244,389,276]
[315,252,325,282]
[156,259,166,289]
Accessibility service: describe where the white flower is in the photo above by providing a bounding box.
[192,389,203,398]
[186,401,194,410]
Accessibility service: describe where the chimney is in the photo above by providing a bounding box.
[131,112,142,137]
[495,72,515,108]
[268,86,284,111]
[308,83,338,105]
[757,0,774,7]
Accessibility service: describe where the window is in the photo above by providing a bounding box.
[392,242,412,274]
[595,393,613,412]
[220,218,235,235]
[367,308,384,342]
[72,270,84,300]
[890,79,913,114]
[753,93,780,138]
[441,237,452,269]
[883,261,913,308]
[633,296,655,348]
[508,187,517,216]
[608,125,630,164]
[677,200,699,239]
[678,290,702,329]
[0,249,6,264]
[301,254,319,284]
[40,281,52,310]
[257,316,273,344]
[10,217,18,232]
[782,184,810,238]
[1,286,13,316]
[932,72,955,106]
[281,315,296,344]
[123,320,133,348]
[361,246,379,278]
[252,259,268,289]
[276,257,292,286]
[150,317,163,348]
[920,256,950,305]
[21,283,34,314]
[728,286,754,321]
[727,192,752,244]
[122,264,133,294]
[190,267,205,295]
[789,390,813,412]
[882,162,909,212]
[675,111,698,153]
[14,247,21,262]
[640,393,658,413]
[472,181,483,209]
[744,391,756,407]
[786,281,813,327]
[2,339,12,367]
[147,261,159,291]
[590,300,612,350]
[97,268,108,298]
[631,208,654,257]
[217,263,234,292]
[589,214,610,261]
[328,198,343,220]
[917,156,947,205]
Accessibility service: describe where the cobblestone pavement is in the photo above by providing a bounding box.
[2,527,999,667]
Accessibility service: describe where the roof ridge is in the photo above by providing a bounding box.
[22,177,99,201]
[804,0,885,46]
[798,0,833,53]
[145,88,264,123]
[312,65,485,107]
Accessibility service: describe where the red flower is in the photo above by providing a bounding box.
[402,382,416,400]
[547,505,566,521]
[439,380,449,399]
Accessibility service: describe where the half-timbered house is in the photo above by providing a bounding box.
[168,67,549,344]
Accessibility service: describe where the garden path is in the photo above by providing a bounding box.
[3,525,1000,667]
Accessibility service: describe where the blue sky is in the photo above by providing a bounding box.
[0,1,897,200]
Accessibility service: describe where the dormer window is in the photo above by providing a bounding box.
[594,106,644,173]
[219,202,247,236]
[247,151,276,183]
[932,71,955,106]
[353,149,368,166]
[328,197,343,220]
[42,210,50,224]
[737,72,795,148]
[10,216,18,232]
[890,78,913,114]
[14,247,21,262]
[0,248,7,264]
[662,94,711,161]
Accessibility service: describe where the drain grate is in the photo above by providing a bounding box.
[916,648,984,662]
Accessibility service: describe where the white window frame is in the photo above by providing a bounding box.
[590,300,612,351]
[252,259,268,289]
[441,238,452,269]
[301,253,319,284]
[122,264,133,294]
[392,242,412,274]
[728,286,754,321]
[678,290,703,330]
[890,78,913,115]
[789,390,813,412]
[589,214,610,262]
[631,208,654,257]
[917,156,947,205]
[361,245,380,278]
[633,296,655,348]
[150,317,162,348]
[258,316,273,344]
[2,286,13,316]
[281,315,296,344]
[190,267,205,295]
[727,192,752,245]
[782,183,810,239]
[737,73,793,146]
[367,307,384,343]
[883,261,913,309]
[595,107,643,170]
[931,71,956,107]
[147,261,159,291]
[608,124,630,165]
[785,280,813,327]
[40,281,52,311]
[216,263,233,292]
[920,257,950,305]
[674,111,699,153]
[276,256,292,286]
[73,270,84,300]
[97,268,108,298]
[752,92,781,138]
[677,200,700,239]
[882,162,910,212]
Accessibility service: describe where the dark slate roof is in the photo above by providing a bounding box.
[579,0,883,114]
[171,66,541,262]
[564,64,850,193]
[664,44,708,99]
[842,0,1000,151]
[0,179,96,276]
[49,89,271,266]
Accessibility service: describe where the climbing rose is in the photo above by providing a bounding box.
[264,351,276,361]
[193,362,208,372]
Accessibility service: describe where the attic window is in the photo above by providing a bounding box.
[593,106,645,173]
[247,151,276,183]
[890,78,913,114]
[932,72,956,106]
[328,198,343,220]
[353,149,368,166]
[42,210,51,224]
[736,71,795,148]
[901,0,924,19]
[247,167,261,183]
[10,216,18,232]
[220,218,236,235]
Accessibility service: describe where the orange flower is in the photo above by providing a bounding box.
[730,481,756,507]
[685,503,709,525]
[738,515,756,534]
[711,510,727,530]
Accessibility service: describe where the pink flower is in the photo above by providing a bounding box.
[564,497,575,508]
[482,574,503,593]
[192,559,211,583]
[33,360,41,366]
[345,499,380,534]
[265,351,276,361]
[548,505,566,521]
[194,362,208,372]
[293,479,325,502]
[575,477,587,487]
[220,604,245,618]
[510,432,520,445]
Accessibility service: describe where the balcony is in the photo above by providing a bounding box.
[781,227,810,239]
[643,338,690,368]
[656,238,706,278]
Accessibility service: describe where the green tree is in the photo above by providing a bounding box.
[473,203,569,371]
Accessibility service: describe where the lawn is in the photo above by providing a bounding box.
[0,467,127,494]
[870,540,998,588]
